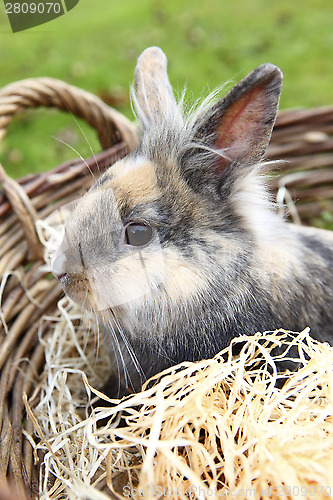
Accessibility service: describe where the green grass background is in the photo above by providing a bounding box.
[0,0,332,179]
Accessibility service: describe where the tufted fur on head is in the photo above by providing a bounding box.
[52,47,333,395]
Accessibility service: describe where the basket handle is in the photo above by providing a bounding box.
[0,77,138,150]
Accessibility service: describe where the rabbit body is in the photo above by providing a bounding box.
[52,48,333,394]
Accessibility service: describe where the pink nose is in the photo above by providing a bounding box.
[53,271,67,280]
[52,252,67,280]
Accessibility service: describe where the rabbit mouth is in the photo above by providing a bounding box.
[58,273,114,312]
[56,269,150,313]
[56,271,92,309]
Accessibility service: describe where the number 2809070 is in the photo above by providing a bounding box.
[5,3,62,14]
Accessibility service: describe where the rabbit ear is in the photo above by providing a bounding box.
[195,64,282,176]
[134,47,178,122]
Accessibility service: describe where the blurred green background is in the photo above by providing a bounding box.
[0,0,332,178]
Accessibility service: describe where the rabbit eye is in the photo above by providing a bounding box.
[124,223,155,247]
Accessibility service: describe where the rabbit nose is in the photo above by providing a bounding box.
[52,252,67,280]
[54,270,67,280]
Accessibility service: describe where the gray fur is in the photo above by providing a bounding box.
[52,47,333,396]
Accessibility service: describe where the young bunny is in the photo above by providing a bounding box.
[52,47,333,395]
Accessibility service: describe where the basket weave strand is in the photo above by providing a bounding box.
[267,107,333,220]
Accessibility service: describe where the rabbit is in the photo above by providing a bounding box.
[51,47,333,396]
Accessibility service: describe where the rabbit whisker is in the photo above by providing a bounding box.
[112,313,146,389]
[67,110,101,178]
[51,135,97,181]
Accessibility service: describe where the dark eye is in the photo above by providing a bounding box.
[124,223,155,247]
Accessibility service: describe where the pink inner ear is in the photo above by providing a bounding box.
[215,84,269,170]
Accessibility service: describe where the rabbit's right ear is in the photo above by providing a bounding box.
[193,64,283,180]
[134,47,178,124]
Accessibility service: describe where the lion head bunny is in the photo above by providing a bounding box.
[52,47,333,396]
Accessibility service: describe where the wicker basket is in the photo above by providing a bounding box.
[0,78,332,499]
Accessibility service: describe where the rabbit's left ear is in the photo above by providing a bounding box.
[195,64,282,176]
[134,47,178,123]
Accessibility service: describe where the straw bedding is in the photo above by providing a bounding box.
[26,308,333,499]
[15,218,333,500]
[0,78,332,499]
